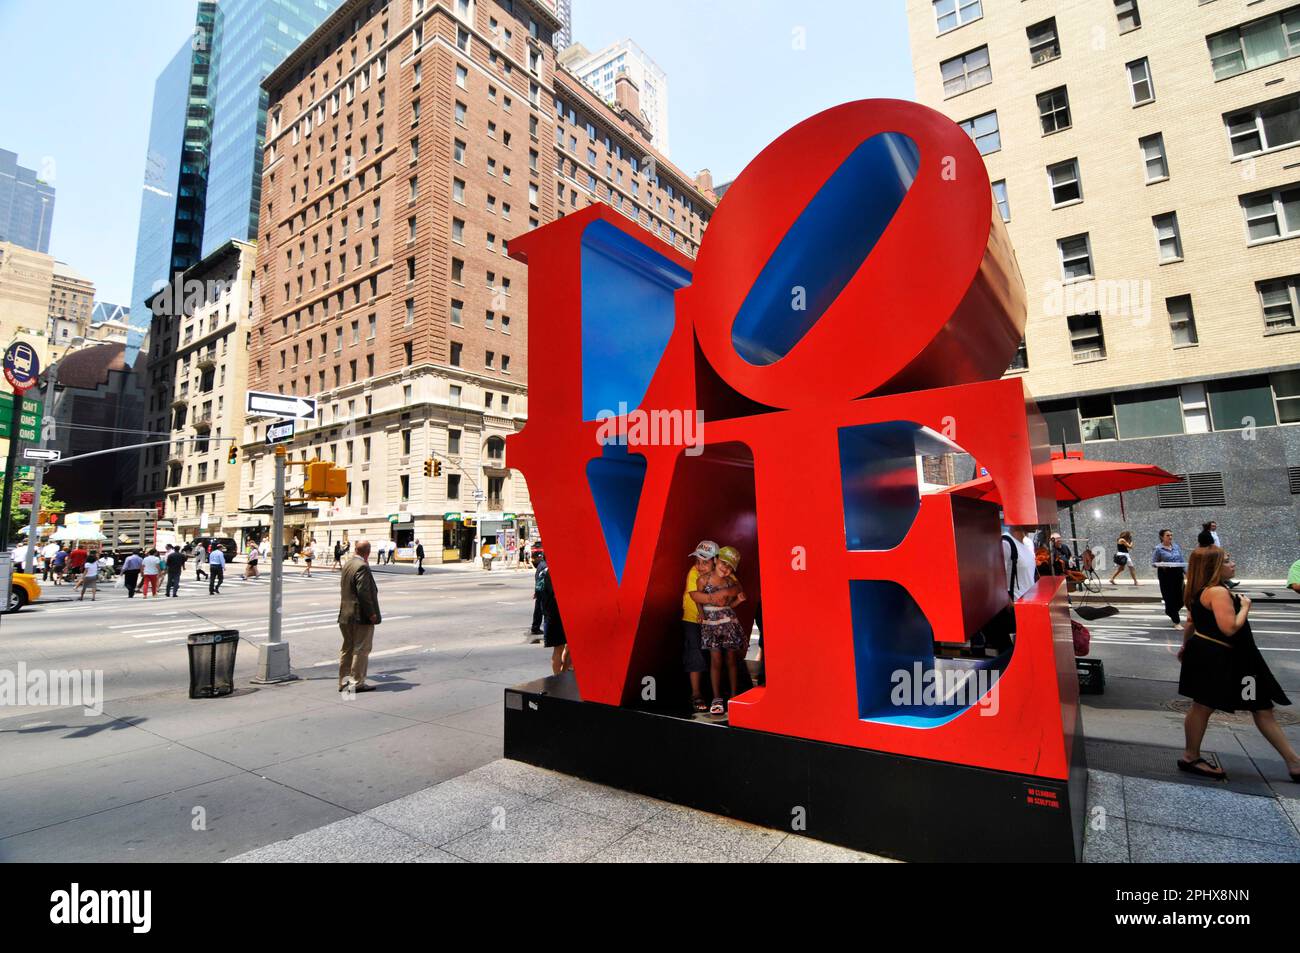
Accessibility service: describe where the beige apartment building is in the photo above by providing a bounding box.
[247,0,715,561]
[138,239,256,539]
[48,261,95,361]
[906,0,1300,576]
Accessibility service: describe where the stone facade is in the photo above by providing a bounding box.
[907,0,1300,574]
[137,239,256,538]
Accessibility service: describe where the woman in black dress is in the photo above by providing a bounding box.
[1177,547,1299,782]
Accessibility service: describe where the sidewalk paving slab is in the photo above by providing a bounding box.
[1126,821,1300,863]
[0,772,353,863]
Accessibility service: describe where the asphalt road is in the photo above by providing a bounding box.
[1078,586,1300,692]
[0,563,543,718]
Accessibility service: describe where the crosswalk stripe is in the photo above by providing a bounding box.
[306,642,423,668]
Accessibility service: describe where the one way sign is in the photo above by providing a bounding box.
[246,390,316,419]
[265,420,296,445]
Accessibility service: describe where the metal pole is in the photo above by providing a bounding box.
[0,396,22,549]
[270,446,285,645]
[22,360,58,573]
[21,463,46,573]
[253,445,294,683]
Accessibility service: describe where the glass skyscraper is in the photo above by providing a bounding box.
[0,148,56,253]
[200,0,343,257]
[129,0,342,357]
[128,1,217,358]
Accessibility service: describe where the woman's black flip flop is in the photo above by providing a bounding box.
[1177,757,1227,780]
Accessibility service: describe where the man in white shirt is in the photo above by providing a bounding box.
[41,541,58,581]
[207,545,226,594]
[1002,526,1038,601]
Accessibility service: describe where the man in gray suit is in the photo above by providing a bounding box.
[338,540,382,693]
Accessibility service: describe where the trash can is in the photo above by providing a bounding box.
[187,630,239,698]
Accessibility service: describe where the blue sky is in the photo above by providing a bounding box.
[0,0,914,306]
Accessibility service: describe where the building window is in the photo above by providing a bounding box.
[1153,212,1183,261]
[451,258,464,283]
[933,0,982,34]
[1037,86,1071,134]
[456,64,467,89]
[449,428,461,455]
[454,139,466,163]
[405,299,415,326]
[1225,95,1300,158]
[448,474,461,500]
[452,218,465,243]
[1167,295,1199,347]
[1208,7,1300,80]
[1008,338,1028,371]
[449,385,462,407]
[1078,394,1116,439]
[940,46,991,97]
[1114,0,1141,34]
[992,180,1010,222]
[1127,58,1155,105]
[450,342,462,366]
[1069,313,1106,363]
[959,111,1000,155]
[1273,370,1300,423]
[1208,376,1278,430]
[1140,133,1169,182]
[453,178,465,203]
[1181,383,1211,434]
[1115,388,1184,439]
[451,299,463,325]
[1058,233,1093,280]
[1047,159,1082,206]
[1242,184,1300,243]
[1257,275,1300,332]
[1027,18,1060,65]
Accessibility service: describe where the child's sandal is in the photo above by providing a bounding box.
[692,697,709,713]
[709,698,725,715]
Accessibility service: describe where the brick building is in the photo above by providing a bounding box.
[248,0,715,561]
[139,240,257,541]
[906,0,1300,576]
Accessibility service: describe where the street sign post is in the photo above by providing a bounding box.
[265,419,296,445]
[246,391,316,419]
[2,342,42,547]
[3,341,40,394]
[253,444,294,684]
[0,393,41,442]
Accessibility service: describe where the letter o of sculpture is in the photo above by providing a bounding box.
[683,99,1026,410]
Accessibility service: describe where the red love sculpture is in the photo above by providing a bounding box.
[508,99,1079,780]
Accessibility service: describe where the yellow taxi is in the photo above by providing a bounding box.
[7,572,41,613]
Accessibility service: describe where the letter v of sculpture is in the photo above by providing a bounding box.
[509,100,1081,781]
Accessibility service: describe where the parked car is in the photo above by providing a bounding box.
[183,537,238,562]
[8,572,41,613]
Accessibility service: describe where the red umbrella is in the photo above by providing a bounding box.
[943,450,1180,506]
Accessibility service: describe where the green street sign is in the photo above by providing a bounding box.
[0,392,42,442]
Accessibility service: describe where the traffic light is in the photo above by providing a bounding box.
[303,461,348,499]
[423,458,432,478]
[228,444,238,466]
[433,460,442,477]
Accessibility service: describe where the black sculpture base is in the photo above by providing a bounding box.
[504,673,1086,863]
